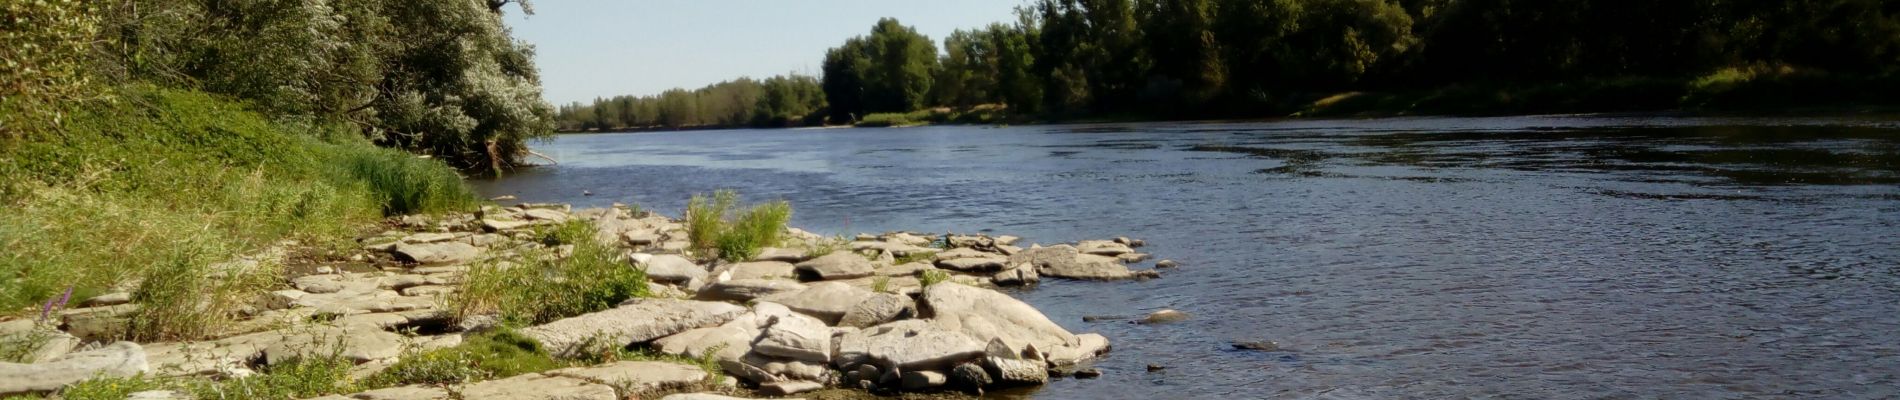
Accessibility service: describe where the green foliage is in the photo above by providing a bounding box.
[185,355,359,399]
[0,328,58,363]
[451,230,648,325]
[536,219,598,247]
[124,241,273,341]
[893,251,938,265]
[823,18,942,123]
[0,87,402,318]
[367,329,561,387]
[343,150,478,216]
[0,0,103,140]
[685,191,793,261]
[552,74,824,131]
[920,269,952,287]
[56,375,168,400]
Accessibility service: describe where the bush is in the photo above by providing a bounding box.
[342,150,479,216]
[452,225,648,325]
[685,191,793,261]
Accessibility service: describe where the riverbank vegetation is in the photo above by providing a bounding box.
[553,0,1900,131]
[1,0,552,320]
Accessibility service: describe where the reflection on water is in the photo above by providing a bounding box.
[475,115,1900,399]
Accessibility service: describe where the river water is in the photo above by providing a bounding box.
[473,116,1900,399]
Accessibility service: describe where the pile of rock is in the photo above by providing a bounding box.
[0,202,1165,399]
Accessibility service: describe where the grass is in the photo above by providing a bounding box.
[0,326,58,363]
[803,235,849,258]
[366,329,561,387]
[893,251,937,265]
[451,222,648,325]
[920,269,951,287]
[535,219,596,247]
[58,354,357,400]
[123,241,274,341]
[685,190,792,262]
[0,86,477,334]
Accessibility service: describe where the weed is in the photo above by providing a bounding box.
[804,235,848,258]
[893,251,937,265]
[342,149,478,216]
[920,269,951,287]
[366,329,560,388]
[452,224,647,325]
[535,219,596,246]
[685,190,738,257]
[185,355,357,399]
[56,375,169,400]
[124,241,273,341]
[0,327,58,363]
[685,191,792,262]
[871,276,892,293]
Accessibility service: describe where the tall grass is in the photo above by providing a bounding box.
[366,329,560,387]
[684,190,792,261]
[0,86,474,329]
[451,223,648,325]
[124,241,274,341]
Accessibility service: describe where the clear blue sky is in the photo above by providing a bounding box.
[504,0,1029,106]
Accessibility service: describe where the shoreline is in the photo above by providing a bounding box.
[1,202,1173,399]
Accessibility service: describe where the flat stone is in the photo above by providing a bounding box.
[835,320,984,371]
[984,356,1048,385]
[400,285,455,297]
[125,390,186,400]
[719,261,797,280]
[990,263,1040,286]
[875,262,935,277]
[1117,252,1151,263]
[1046,333,1111,366]
[837,293,914,328]
[401,232,457,244]
[262,326,405,364]
[520,208,572,221]
[1076,240,1134,256]
[0,342,147,395]
[761,282,876,324]
[923,282,1090,359]
[752,312,831,363]
[901,370,948,390]
[459,373,614,400]
[548,361,708,393]
[639,254,707,284]
[349,385,451,400]
[1009,245,1136,280]
[753,247,810,263]
[83,292,132,307]
[661,394,793,400]
[1139,309,1190,324]
[794,251,876,280]
[936,256,1009,271]
[392,242,481,264]
[521,298,745,356]
[758,380,823,396]
[697,279,807,302]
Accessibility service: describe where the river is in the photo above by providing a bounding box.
[473,115,1900,399]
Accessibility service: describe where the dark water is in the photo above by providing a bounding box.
[474,116,1900,399]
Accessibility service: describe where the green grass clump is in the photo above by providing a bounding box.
[893,251,937,265]
[452,225,648,325]
[920,269,951,287]
[124,242,274,341]
[343,149,478,216]
[535,219,597,246]
[685,190,793,262]
[367,329,560,387]
[59,354,357,400]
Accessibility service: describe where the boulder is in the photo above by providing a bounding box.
[0,342,148,396]
[1010,245,1137,280]
[1077,240,1134,256]
[718,261,797,281]
[521,299,745,356]
[989,263,1040,286]
[697,279,807,302]
[547,361,708,393]
[739,353,830,382]
[794,252,875,280]
[922,283,1090,359]
[391,242,481,264]
[638,254,707,284]
[753,247,810,263]
[262,326,405,364]
[837,293,914,328]
[758,380,823,396]
[936,256,1009,272]
[1139,309,1191,324]
[983,356,1048,385]
[752,312,832,363]
[1046,333,1112,366]
[459,373,615,400]
[1155,259,1180,268]
[761,282,876,324]
[950,362,992,389]
[900,370,948,390]
[835,320,985,371]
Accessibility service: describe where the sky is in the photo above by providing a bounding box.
[504,0,1030,106]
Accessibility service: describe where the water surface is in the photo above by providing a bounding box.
[474,115,1900,399]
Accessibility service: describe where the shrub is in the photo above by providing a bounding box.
[342,149,479,216]
[452,225,648,325]
[685,191,793,261]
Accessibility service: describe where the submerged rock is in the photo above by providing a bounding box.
[1138,309,1191,325]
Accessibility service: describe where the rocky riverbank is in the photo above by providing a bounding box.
[1,203,1170,399]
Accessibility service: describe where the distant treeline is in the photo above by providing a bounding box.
[557,0,1900,131]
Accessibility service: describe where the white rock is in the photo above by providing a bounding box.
[697,279,807,302]
[521,298,745,356]
[761,282,876,324]
[834,320,984,371]
[794,252,876,280]
[0,342,147,396]
[547,361,708,393]
[752,312,832,363]
[638,254,707,284]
